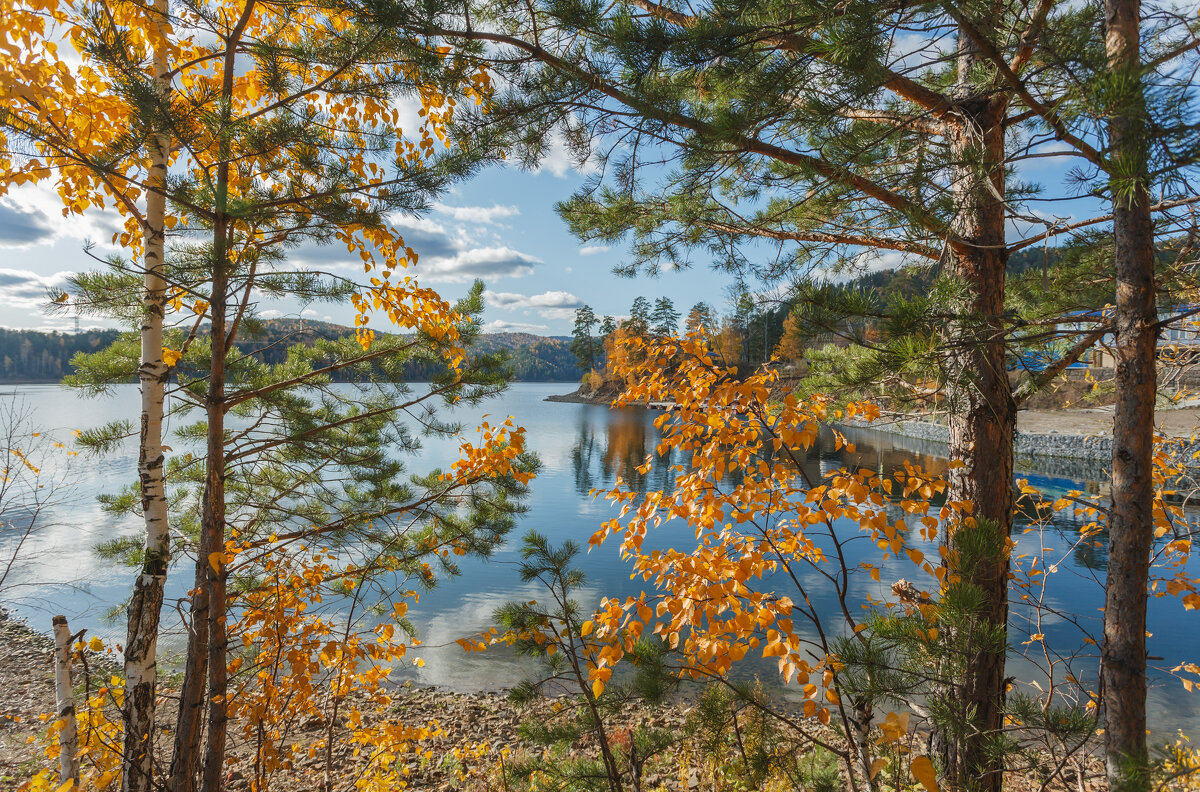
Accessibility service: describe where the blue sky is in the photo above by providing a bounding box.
[0,115,1118,338]
[0,144,741,336]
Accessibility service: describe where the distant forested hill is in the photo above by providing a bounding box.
[0,327,122,383]
[843,247,1056,301]
[0,321,579,383]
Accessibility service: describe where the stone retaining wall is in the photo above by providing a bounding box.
[853,418,1200,467]
[875,419,1113,461]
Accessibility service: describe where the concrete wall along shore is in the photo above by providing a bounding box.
[839,417,1200,468]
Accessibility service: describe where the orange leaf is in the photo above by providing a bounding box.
[910,755,940,792]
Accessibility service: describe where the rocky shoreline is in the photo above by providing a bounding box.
[544,386,613,404]
[0,609,697,791]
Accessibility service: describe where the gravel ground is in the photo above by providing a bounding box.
[0,609,698,791]
[1016,405,1200,438]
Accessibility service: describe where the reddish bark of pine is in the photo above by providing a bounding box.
[1103,1,1156,788]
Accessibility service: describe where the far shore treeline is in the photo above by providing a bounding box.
[0,319,578,383]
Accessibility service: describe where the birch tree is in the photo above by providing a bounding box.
[8,2,524,790]
[1,4,176,789]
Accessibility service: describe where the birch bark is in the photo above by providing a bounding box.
[52,615,80,788]
[122,2,172,789]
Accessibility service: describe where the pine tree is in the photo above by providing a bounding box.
[9,1,514,789]
[422,3,1187,787]
[628,296,651,335]
[650,296,680,337]
[571,305,600,370]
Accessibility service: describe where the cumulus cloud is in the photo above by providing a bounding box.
[0,183,124,246]
[578,245,609,256]
[534,129,600,178]
[0,268,75,308]
[289,214,540,284]
[416,246,540,283]
[0,201,54,247]
[484,290,582,310]
[846,249,910,277]
[483,319,550,334]
[434,203,520,224]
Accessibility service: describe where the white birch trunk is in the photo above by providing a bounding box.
[122,3,172,789]
[52,615,79,788]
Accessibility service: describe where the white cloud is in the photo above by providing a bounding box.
[297,213,543,285]
[578,245,609,256]
[850,250,909,275]
[433,203,520,224]
[483,319,550,333]
[537,307,579,321]
[0,267,75,308]
[534,129,600,178]
[484,290,582,310]
[418,246,540,283]
[0,200,54,248]
[0,182,123,246]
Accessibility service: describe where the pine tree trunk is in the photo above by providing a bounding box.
[197,18,249,781]
[936,22,1015,792]
[52,615,80,788]
[122,4,171,788]
[169,203,230,792]
[172,9,250,787]
[1103,0,1155,788]
[200,231,229,792]
[170,546,210,792]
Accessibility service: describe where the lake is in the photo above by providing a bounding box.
[0,382,1196,737]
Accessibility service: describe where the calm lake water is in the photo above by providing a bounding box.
[1,383,1197,737]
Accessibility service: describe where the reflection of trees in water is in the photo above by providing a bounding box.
[603,409,649,488]
[571,416,599,495]
[570,408,675,495]
[570,411,1187,574]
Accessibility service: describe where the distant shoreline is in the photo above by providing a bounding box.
[545,384,617,405]
[1,379,583,387]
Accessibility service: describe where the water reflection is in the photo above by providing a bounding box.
[1,384,1196,735]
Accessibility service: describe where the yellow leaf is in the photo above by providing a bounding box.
[162,347,182,367]
[208,552,223,573]
[869,758,887,780]
[910,755,940,792]
[592,678,605,698]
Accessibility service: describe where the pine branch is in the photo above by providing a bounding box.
[627,0,956,118]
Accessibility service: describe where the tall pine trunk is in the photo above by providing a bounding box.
[169,521,211,792]
[1103,0,1156,788]
[123,4,171,789]
[170,6,248,787]
[168,163,231,792]
[200,227,229,792]
[936,21,1015,792]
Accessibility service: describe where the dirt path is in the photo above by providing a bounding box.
[1017,406,1200,438]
